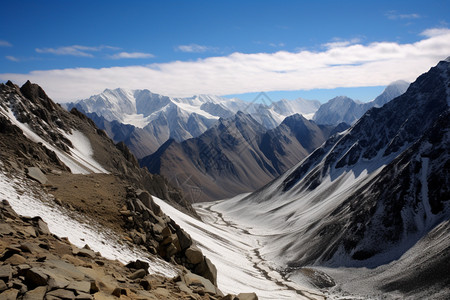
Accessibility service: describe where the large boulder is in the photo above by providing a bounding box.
[26,167,48,185]
[195,257,218,286]
[185,245,203,264]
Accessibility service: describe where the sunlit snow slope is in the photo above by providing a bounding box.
[212,58,450,271]
[153,195,325,300]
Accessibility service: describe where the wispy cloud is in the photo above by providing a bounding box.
[176,44,216,53]
[0,40,12,47]
[35,45,119,57]
[386,11,421,20]
[322,38,362,49]
[269,42,285,48]
[109,52,154,59]
[5,56,19,62]
[2,28,450,102]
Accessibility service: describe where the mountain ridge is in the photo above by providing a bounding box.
[141,111,346,201]
[212,58,449,276]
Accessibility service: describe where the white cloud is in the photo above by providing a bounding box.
[5,56,19,62]
[109,52,154,59]
[386,11,421,20]
[35,45,119,57]
[0,40,12,47]
[322,38,361,49]
[176,44,215,53]
[1,28,450,102]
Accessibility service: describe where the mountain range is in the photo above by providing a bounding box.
[67,91,321,158]
[0,80,238,299]
[211,58,450,298]
[312,80,409,125]
[141,112,348,201]
[0,58,448,299]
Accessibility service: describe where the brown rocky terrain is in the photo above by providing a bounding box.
[0,199,258,300]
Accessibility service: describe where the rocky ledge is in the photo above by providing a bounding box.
[0,200,257,300]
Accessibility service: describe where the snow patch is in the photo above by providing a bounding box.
[0,169,177,277]
[0,106,107,174]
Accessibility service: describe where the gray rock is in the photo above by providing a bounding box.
[185,245,203,264]
[0,288,19,300]
[67,281,91,293]
[6,253,27,265]
[176,228,192,251]
[183,271,217,295]
[0,247,21,261]
[73,247,95,259]
[137,189,162,216]
[0,265,12,282]
[0,224,14,235]
[20,225,38,237]
[31,217,50,235]
[20,241,43,254]
[75,291,93,299]
[112,287,128,297]
[26,167,48,184]
[23,286,47,300]
[195,257,218,286]
[10,278,28,294]
[125,259,149,271]
[237,292,258,300]
[24,268,48,288]
[0,279,7,292]
[139,278,152,291]
[46,288,76,299]
[129,269,147,280]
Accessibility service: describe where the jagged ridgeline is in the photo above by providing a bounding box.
[0,80,196,217]
[0,80,242,298]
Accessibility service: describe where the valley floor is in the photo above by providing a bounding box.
[194,198,450,300]
[154,194,325,300]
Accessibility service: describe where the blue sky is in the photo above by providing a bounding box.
[0,0,449,102]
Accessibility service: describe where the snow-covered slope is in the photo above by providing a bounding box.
[211,59,450,291]
[0,80,195,215]
[153,194,324,299]
[0,167,177,277]
[68,89,322,158]
[313,81,409,125]
[0,82,108,174]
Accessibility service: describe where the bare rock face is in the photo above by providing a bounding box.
[123,187,218,286]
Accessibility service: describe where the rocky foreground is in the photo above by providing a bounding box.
[0,199,258,300]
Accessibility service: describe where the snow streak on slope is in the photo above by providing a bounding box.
[0,106,108,174]
[153,195,324,300]
[209,59,450,271]
[0,167,177,277]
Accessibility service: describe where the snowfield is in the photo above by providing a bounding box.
[153,195,325,299]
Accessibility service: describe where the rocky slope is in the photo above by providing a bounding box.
[0,81,258,298]
[141,112,346,201]
[211,58,449,297]
[0,199,240,299]
[0,80,195,216]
